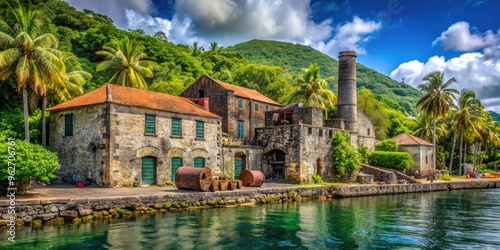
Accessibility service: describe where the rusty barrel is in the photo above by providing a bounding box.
[175,166,212,191]
[239,170,265,187]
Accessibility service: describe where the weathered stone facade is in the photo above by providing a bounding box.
[255,120,338,183]
[221,145,262,179]
[49,85,222,187]
[401,145,433,177]
[181,75,281,143]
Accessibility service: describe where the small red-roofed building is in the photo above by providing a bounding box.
[48,84,222,187]
[392,133,434,177]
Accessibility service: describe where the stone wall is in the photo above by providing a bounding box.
[292,107,323,126]
[255,125,338,183]
[221,145,263,179]
[2,181,499,228]
[357,108,376,150]
[361,164,398,184]
[108,104,222,186]
[49,104,107,185]
[400,145,433,177]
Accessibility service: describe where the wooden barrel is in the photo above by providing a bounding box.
[175,166,212,191]
[239,170,265,187]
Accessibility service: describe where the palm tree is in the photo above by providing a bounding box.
[413,113,447,142]
[288,62,336,118]
[450,89,482,174]
[417,71,458,172]
[190,41,204,56]
[96,36,157,89]
[209,41,218,52]
[0,0,66,143]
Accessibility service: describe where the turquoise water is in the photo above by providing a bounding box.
[2,189,500,249]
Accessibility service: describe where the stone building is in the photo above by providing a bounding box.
[254,51,376,183]
[391,133,434,177]
[48,84,222,187]
[180,75,282,143]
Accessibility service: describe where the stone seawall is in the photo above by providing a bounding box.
[1,180,499,228]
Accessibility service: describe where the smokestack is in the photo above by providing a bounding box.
[337,51,358,132]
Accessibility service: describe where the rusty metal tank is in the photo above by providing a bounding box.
[175,166,212,191]
[239,170,265,187]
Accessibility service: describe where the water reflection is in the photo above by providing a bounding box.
[2,189,500,249]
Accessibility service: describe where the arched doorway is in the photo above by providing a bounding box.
[141,156,157,184]
[234,152,246,180]
[265,149,286,180]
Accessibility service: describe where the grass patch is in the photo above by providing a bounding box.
[439,174,452,181]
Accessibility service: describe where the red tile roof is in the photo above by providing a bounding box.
[205,75,281,106]
[391,133,433,146]
[48,84,221,119]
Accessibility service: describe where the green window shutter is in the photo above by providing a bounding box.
[194,157,205,168]
[237,123,244,139]
[145,115,156,134]
[172,118,182,136]
[64,114,73,136]
[265,105,269,111]
[196,121,204,138]
[238,99,243,108]
[171,157,183,182]
[234,157,244,180]
[255,103,258,111]
[141,157,156,184]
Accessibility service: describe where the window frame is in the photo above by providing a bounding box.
[64,114,74,136]
[238,99,243,109]
[196,121,205,139]
[237,122,244,139]
[145,114,156,135]
[172,117,182,137]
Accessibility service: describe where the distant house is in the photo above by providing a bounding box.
[181,75,282,143]
[48,84,221,187]
[391,133,434,177]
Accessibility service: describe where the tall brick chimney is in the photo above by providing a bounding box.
[337,51,358,132]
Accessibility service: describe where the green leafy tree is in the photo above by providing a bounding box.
[0,139,60,194]
[357,87,390,139]
[413,113,447,142]
[417,71,458,171]
[375,139,401,152]
[153,31,167,41]
[190,41,204,56]
[209,41,218,52]
[332,131,360,180]
[96,36,157,89]
[288,62,336,118]
[0,0,66,143]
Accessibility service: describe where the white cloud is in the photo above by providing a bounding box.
[312,16,382,55]
[390,53,500,113]
[65,0,156,29]
[393,22,500,113]
[432,21,500,52]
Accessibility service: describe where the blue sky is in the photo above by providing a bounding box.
[66,0,500,113]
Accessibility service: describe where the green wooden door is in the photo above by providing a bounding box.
[141,157,156,184]
[194,157,205,168]
[234,158,244,180]
[171,157,183,182]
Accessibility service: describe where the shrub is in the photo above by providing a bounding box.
[375,139,401,152]
[368,151,414,171]
[332,131,361,178]
[439,174,452,181]
[0,140,60,194]
[132,181,140,187]
[311,174,323,184]
[165,181,175,186]
[357,144,371,164]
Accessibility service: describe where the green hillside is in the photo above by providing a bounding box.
[228,40,421,115]
[489,111,500,122]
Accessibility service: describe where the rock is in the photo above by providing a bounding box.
[33,213,57,221]
[15,218,24,226]
[0,220,9,227]
[21,216,33,224]
[45,217,65,226]
[317,196,327,200]
[78,208,93,216]
[59,210,78,219]
[50,206,59,213]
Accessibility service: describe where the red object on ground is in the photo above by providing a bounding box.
[76,181,84,188]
